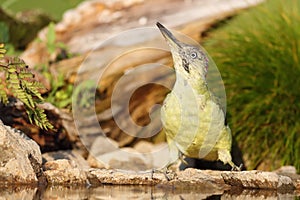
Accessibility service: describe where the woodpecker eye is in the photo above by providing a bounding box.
[190,52,197,59]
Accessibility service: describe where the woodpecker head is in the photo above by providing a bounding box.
[157,22,209,82]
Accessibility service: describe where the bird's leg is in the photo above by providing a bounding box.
[218,149,242,171]
[179,151,188,166]
[151,156,181,181]
[151,147,182,181]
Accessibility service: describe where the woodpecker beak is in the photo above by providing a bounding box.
[156,22,181,49]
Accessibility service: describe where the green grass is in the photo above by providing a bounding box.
[0,0,84,20]
[203,0,300,171]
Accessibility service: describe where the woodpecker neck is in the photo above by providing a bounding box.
[173,69,208,95]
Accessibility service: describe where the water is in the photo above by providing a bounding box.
[1,185,299,200]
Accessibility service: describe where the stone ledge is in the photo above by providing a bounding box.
[41,161,299,194]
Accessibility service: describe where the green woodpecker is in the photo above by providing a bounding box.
[157,22,239,170]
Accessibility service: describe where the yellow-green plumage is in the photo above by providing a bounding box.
[157,22,238,169]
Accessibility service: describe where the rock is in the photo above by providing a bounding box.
[221,170,295,191]
[133,140,154,153]
[173,168,231,193]
[42,150,90,170]
[88,167,230,196]
[89,168,220,186]
[274,166,300,192]
[87,136,119,168]
[0,120,42,185]
[134,141,170,170]
[87,167,300,196]
[177,168,226,186]
[91,147,150,171]
[42,150,90,186]
[88,168,300,196]
[87,138,169,170]
[43,159,88,185]
[275,166,297,174]
[88,168,163,185]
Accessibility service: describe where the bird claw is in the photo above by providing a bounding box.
[151,168,177,181]
[231,164,243,171]
[164,169,177,181]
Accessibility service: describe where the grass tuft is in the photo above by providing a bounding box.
[203,0,300,171]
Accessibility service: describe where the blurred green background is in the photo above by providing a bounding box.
[0,0,83,20]
[203,0,300,171]
[0,0,84,49]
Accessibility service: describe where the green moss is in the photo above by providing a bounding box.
[203,0,300,171]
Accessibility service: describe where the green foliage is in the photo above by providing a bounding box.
[0,0,84,21]
[203,0,300,171]
[43,69,73,109]
[46,22,55,53]
[36,21,96,112]
[0,43,53,130]
[38,21,66,56]
[0,22,18,55]
[0,22,9,43]
[35,22,73,109]
[46,22,57,54]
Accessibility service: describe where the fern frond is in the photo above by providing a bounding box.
[0,43,53,130]
[26,107,53,130]
[22,80,44,101]
[0,44,8,104]
[0,79,8,104]
[7,71,34,108]
[0,44,6,58]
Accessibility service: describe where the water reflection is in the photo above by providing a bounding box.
[0,185,299,200]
